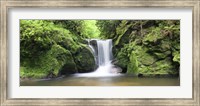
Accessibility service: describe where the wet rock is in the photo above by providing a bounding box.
[89,39,98,55]
[109,65,122,74]
[74,45,96,73]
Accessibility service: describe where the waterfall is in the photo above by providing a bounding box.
[75,39,121,77]
[97,39,113,66]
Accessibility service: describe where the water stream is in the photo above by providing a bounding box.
[21,76,180,86]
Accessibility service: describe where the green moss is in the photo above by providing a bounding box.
[154,51,171,59]
[127,52,138,75]
[138,52,157,66]
[138,57,177,75]
[106,20,180,76]
[74,45,96,73]
[160,40,171,51]
[21,44,77,78]
[115,20,132,46]
[115,44,133,70]
[21,20,96,78]
[132,46,157,66]
[20,67,49,78]
[172,50,180,63]
[143,27,163,44]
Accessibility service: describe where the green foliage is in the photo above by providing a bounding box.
[81,20,100,38]
[20,20,75,65]
[20,20,54,64]
[52,20,84,38]
[53,20,100,39]
[96,20,121,39]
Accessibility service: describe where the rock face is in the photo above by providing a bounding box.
[111,20,180,76]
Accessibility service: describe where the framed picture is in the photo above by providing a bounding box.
[1,0,199,105]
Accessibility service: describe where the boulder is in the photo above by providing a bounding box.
[74,45,97,73]
[56,46,77,75]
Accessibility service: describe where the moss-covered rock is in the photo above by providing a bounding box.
[102,20,180,77]
[46,44,77,75]
[59,50,77,75]
[138,57,177,75]
[127,52,138,75]
[20,44,77,78]
[153,51,171,59]
[138,52,157,66]
[74,45,96,73]
[115,46,130,72]
[20,20,99,79]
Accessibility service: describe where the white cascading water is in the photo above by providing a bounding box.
[97,39,113,66]
[76,39,120,77]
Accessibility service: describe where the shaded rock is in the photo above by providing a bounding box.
[88,39,98,65]
[153,51,171,59]
[138,73,144,77]
[59,48,78,75]
[46,71,56,78]
[74,45,96,73]
[90,39,98,46]
[81,39,88,44]
[115,53,129,73]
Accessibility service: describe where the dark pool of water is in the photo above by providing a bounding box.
[20,75,180,86]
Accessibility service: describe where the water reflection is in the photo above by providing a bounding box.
[21,75,180,86]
